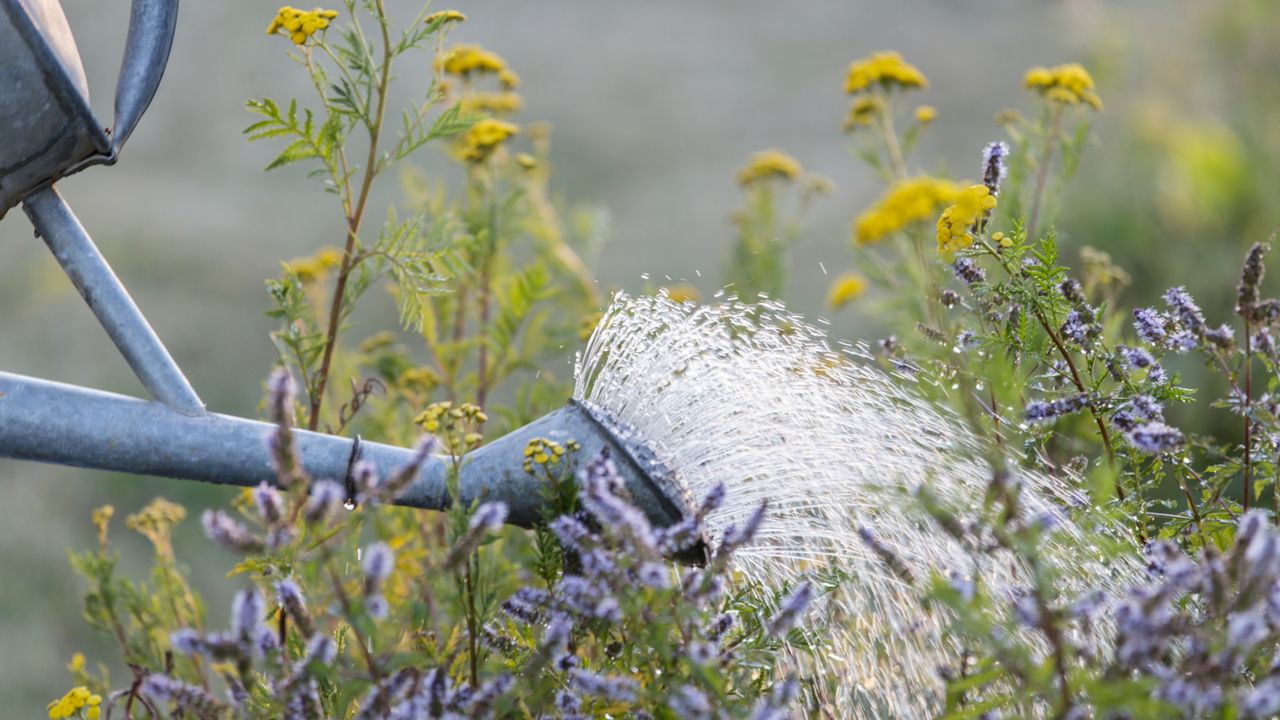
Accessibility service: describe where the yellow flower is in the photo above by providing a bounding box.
[853,176,961,245]
[827,273,868,310]
[438,44,508,77]
[399,367,440,393]
[914,105,937,124]
[844,51,927,94]
[522,437,573,475]
[843,95,886,131]
[459,91,524,116]
[91,504,113,550]
[736,149,803,186]
[514,152,538,169]
[662,283,701,304]
[936,184,997,259]
[267,6,338,45]
[86,709,101,720]
[425,10,466,25]
[1023,62,1102,110]
[991,231,1012,248]
[68,653,85,674]
[498,68,521,89]
[459,118,519,162]
[47,686,100,720]
[315,247,344,269]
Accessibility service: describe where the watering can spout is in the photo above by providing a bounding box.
[0,372,708,563]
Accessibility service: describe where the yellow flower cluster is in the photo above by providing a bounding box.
[936,184,997,259]
[914,105,937,124]
[425,10,466,25]
[853,176,961,246]
[737,149,803,186]
[843,95,885,131]
[438,44,519,88]
[47,686,101,720]
[1023,63,1102,110]
[266,6,338,45]
[521,437,579,474]
[415,401,486,451]
[287,247,343,283]
[399,367,440,393]
[844,51,927,95]
[827,272,868,310]
[459,118,519,162]
[459,91,524,116]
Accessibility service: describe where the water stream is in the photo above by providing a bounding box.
[574,292,1140,716]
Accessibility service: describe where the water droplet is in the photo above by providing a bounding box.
[639,272,651,280]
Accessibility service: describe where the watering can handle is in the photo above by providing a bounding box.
[109,0,178,158]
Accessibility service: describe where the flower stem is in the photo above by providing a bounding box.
[308,0,394,431]
[1025,105,1063,242]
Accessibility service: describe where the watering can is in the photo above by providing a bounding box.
[0,0,703,560]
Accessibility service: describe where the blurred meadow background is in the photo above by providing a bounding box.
[2,0,1278,711]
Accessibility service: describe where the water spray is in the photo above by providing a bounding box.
[1,2,1141,714]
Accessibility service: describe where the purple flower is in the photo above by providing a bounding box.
[636,562,671,589]
[1169,329,1198,353]
[231,589,265,642]
[1241,677,1280,719]
[718,501,768,557]
[142,674,224,715]
[170,628,205,656]
[1023,393,1090,423]
[767,581,815,638]
[362,542,394,595]
[685,641,717,666]
[202,510,265,554]
[952,258,986,285]
[1133,307,1168,345]
[707,611,736,643]
[981,141,1009,197]
[303,480,343,524]
[1126,422,1185,453]
[1163,286,1206,335]
[568,670,637,703]
[252,482,284,524]
[1118,345,1155,369]
[668,685,713,719]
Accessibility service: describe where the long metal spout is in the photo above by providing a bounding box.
[0,372,705,561]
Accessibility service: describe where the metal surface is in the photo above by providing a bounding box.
[23,187,205,414]
[0,0,179,216]
[0,372,699,541]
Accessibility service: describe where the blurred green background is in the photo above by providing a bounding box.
[2,0,1277,712]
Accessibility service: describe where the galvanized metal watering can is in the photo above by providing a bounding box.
[0,0,701,558]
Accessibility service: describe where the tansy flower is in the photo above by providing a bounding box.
[853,176,961,246]
[844,51,927,94]
[459,91,524,116]
[914,105,937,124]
[1023,62,1102,110]
[936,184,997,259]
[47,686,101,720]
[737,149,803,186]
[498,68,521,89]
[438,44,508,78]
[267,6,338,45]
[459,118,519,162]
[663,283,701,304]
[425,10,466,25]
[827,273,868,310]
[843,95,886,131]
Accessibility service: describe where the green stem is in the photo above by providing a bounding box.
[309,0,394,431]
[1025,105,1063,242]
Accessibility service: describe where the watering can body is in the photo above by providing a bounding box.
[0,0,178,216]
